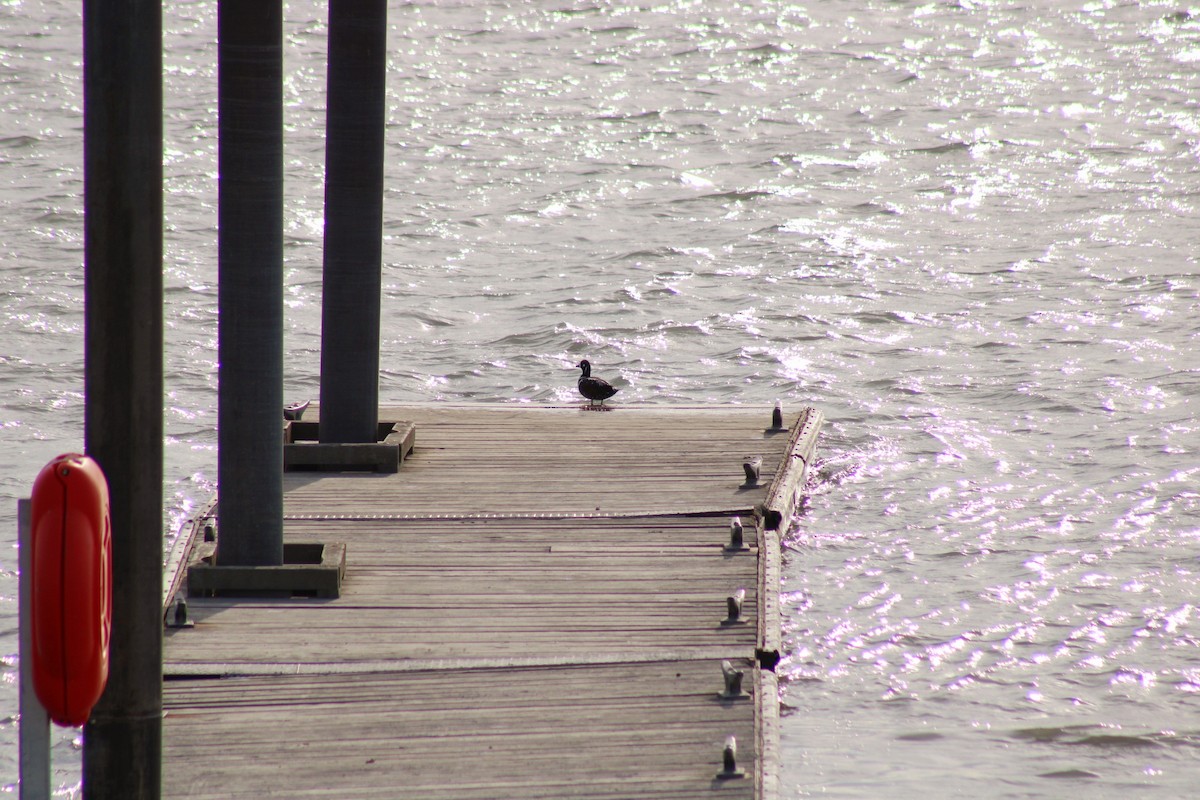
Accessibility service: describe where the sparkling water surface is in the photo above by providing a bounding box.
[2,1,1198,796]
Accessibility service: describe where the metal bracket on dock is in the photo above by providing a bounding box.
[717,735,746,780]
[721,588,747,626]
[283,419,415,473]
[741,456,762,487]
[167,597,195,628]
[719,660,749,700]
[723,516,747,552]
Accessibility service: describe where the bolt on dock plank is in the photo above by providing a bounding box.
[162,404,822,799]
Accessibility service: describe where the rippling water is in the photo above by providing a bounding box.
[3,0,1199,796]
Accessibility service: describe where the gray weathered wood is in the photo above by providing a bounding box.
[164,661,757,799]
[161,405,820,799]
[755,667,781,800]
[165,515,760,668]
[762,406,823,530]
[279,405,805,519]
[757,516,782,668]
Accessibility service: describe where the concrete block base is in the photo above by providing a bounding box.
[188,542,347,599]
[284,420,416,473]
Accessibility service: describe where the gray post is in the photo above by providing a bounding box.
[81,0,163,794]
[18,499,50,800]
[319,0,387,444]
[217,0,284,567]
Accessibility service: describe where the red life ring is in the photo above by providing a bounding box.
[29,454,112,727]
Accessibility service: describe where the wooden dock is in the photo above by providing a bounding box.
[161,404,822,799]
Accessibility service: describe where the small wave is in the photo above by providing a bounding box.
[1039,769,1100,779]
[1011,725,1102,743]
[34,208,79,224]
[1070,734,1165,749]
[852,309,927,326]
[0,134,39,149]
[677,171,715,191]
[609,247,671,262]
[702,189,773,202]
[484,327,570,350]
[396,310,457,328]
[1011,724,1167,749]
[848,200,899,216]
[742,43,792,56]
[518,294,593,308]
[591,24,638,34]
[909,142,972,155]
[593,111,660,123]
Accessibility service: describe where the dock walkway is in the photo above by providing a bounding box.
[161,404,822,799]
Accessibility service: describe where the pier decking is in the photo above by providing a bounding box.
[161,404,821,799]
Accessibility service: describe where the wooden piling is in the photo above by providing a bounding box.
[216,0,285,568]
[161,404,822,799]
[318,0,388,444]
[82,0,164,792]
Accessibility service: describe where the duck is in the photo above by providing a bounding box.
[576,359,618,408]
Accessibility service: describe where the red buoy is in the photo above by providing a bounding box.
[29,454,112,727]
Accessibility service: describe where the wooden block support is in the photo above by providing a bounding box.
[761,407,823,530]
[187,542,347,599]
[283,420,415,473]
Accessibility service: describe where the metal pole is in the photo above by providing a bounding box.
[81,0,163,794]
[18,499,50,800]
[217,0,285,567]
[319,0,387,444]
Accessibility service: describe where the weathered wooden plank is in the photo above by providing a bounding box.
[164,660,757,800]
[161,405,819,800]
[757,515,782,668]
[166,513,762,669]
[755,667,781,800]
[166,629,755,667]
[761,406,823,529]
[160,648,762,676]
[278,405,807,519]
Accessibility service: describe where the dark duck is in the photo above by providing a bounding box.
[576,359,618,408]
